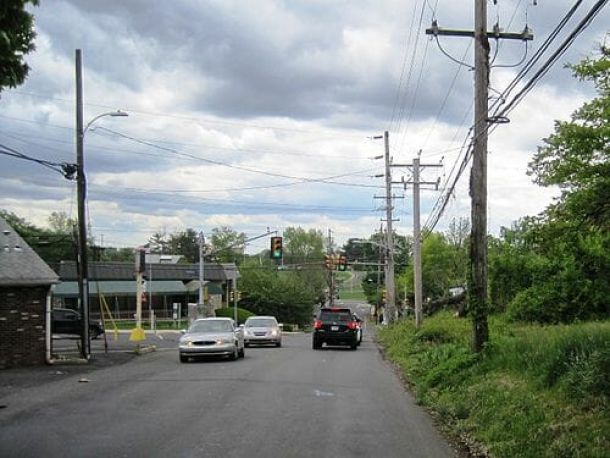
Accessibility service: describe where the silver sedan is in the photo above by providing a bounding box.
[179,317,245,362]
[243,316,282,347]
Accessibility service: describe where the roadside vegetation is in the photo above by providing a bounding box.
[378,312,610,457]
[378,48,610,457]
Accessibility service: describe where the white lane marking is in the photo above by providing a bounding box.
[314,389,335,397]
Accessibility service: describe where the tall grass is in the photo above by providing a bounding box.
[378,312,610,457]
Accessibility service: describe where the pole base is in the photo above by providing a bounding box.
[129,327,146,342]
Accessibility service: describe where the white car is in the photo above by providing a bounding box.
[179,317,244,362]
[243,316,282,347]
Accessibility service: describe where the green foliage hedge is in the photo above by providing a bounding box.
[214,307,254,325]
[378,312,610,457]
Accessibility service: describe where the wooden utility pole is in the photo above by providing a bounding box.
[425,1,532,351]
[327,228,335,308]
[402,154,441,328]
[383,132,396,324]
[471,0,489,352]
[75,49,90,359]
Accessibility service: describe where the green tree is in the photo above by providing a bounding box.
[0,1,38,92]
[489,46,610,323]
[0,209,75,269]
[148,230,170,253]
[529,45,610,229]
[283,227,327,303]
[168,228,199,263]
[210,226,246,263]
[48,211,75,233]
[238,259,315,326]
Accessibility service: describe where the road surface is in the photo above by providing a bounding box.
[1,326,456,457]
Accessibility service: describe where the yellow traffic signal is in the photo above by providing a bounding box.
[324,254,332,270]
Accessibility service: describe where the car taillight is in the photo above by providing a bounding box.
[314,319,323,329]
[347,321,357,330]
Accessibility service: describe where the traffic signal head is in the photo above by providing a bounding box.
[270,236,283,259]
[324,254,332,270]
[338,255,347,271]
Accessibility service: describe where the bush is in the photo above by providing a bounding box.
[214,307,254,325]
[377,312,610,457]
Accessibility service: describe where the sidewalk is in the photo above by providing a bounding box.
[0,351,136,399]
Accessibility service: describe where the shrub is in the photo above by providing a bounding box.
[214,307,254,324]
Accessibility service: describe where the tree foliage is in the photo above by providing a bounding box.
[0,209,75,269]
[398,226,468,306]
[209,226,246,262]
[0,1,38,92]
[489,47,610,323]
[238,260,316,326]
[281,227,326,303]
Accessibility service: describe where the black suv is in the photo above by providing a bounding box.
[312,307,359,350]
[51,308,105,339]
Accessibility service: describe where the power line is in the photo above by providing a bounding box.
[422,1,608,234]
[0,143,77,179]
[96,126,383,188]
[7,90,365,139]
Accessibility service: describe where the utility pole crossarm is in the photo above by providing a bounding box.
[425,21,533,41]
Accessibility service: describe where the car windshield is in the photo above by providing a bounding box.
[189,320,233,333]
[246,318,277,327]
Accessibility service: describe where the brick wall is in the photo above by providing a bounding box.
[0,286,48,369]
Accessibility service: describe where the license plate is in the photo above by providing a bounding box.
[331,326,339,331]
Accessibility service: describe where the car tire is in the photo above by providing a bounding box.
[244,343,250,348]
[239,347,245,358]
[350,342,358,350]
[312,339,322,350]
[89,326,100,340]
[229,346,239,361]
[179,354,188,363]
[276,341,282,348]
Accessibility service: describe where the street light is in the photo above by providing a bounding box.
[84,110,128,134]
[75,50,129,359]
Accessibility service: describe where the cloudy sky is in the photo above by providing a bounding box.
[1,0,608,253]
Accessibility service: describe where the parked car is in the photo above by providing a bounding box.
[51,308,105,339]
[243,316,282,347]
[179,317,244,363]
[312,307,358,350]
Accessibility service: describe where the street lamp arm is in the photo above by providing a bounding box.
[83,110,128,134]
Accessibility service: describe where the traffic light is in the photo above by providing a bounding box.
[338,255,347,271]
[270,236,283,259]
[324,254,332,270]
[229,290,235,302]
[382,289,387,303]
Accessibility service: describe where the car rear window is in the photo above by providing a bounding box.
[319,310,352,322]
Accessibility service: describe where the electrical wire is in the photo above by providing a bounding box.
[96,126,383,189]
[392,0,428,136]
[388,0,422,132]
[0,143,76,179]
[7,90,365,140]
[422,0,606,235]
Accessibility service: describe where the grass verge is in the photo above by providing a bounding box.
[338,289,367,300]
[377,311,610,457]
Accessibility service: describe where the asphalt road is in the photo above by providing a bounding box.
[1,326,456,457]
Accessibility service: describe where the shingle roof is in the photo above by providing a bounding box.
[57,261,239,282]
[0,217,60,287]
[53,280,189,298]
[53,280,224,298]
